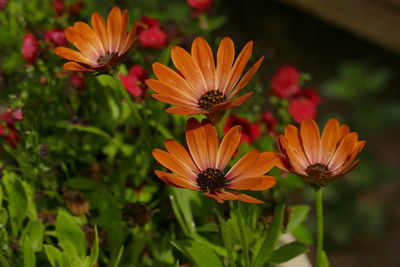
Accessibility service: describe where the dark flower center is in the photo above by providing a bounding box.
[198,90,227,110]
[305,163,332,181]
[97,52,116,65]
[197,168,226,193]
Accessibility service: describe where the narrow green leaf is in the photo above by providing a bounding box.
[88,226,99,266]
[269,241,309,264]
[171,240,224,267]
[253,203,285,267]
[23,237,35,267]
[55,210,86,259]
[321,251,330,267]
[170,188,196,235]
[292,224,314,245]
[287,205,310,232]
[56,122,111,139]
[0,208,8,226]
[112,246,124,267]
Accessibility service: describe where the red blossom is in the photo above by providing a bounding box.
[45,28,67,46]
[119,65,148,101]
[272,65,300,99]
[293,88,321,105]
[0,0,8,10]
[261,111,278,133]
[288,98,317,124]
[224,114,260,144]
[22,33,39,64]
[68,1,84,17]
[71,72,85,88]
[138,17,169,49]
[51,0,66,16]
[187,0,213,12]
[0,109,24,150]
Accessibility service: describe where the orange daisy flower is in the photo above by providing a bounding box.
[277,118,366,187]
[54,7,138,72]
[152,118,277,203]
[146,37,264,122]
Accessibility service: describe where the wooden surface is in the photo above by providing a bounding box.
[280,0,400,52]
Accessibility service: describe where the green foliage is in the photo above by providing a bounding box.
[171,240,224,267]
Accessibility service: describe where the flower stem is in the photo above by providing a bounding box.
[235,201,250,267]
[315,188,324,267]
[112,74,152,148]
[215,204,236,267]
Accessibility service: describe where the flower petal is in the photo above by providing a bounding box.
[54,47,96,66]
[63,62,96,72]
[300,119,320,165]
[233,152,278,179]
[146,79,198,102]
[185,118,209,171]
[165,106,207,115]
[73,22,105,56]
[191,37,215,91]
[217,191,264,204]
[216,37,235,93]
[171,46,208,94]
[228,176,276,191]
[204,193,224,203]
[225,41,253,94]
[151,94,198,108]
[65,26,98,61]
[154,170,199,190]
[328,132,358,170]
[91,12,109,52]
[228,56,264,98]
[216,125,241,170]
[283,124,309,165]
[107,7,122,53]
[225,150,260,179]
[201,119,219,168]
[279,136,308,175]
[164,139,199,173]
[152,149,197,180]
[319,118,340,165]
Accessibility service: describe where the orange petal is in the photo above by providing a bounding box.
[73,22,105,56]
[224,92,253,109]
[204,193,224,203]
[146,79,198,102]
[319,118,340,165]
[234,152,279,179]
[54,47,96,66]
[120,22,138,55]
[279,136,308,175]
[63,62,96,72]
[228,56,264,98]
[154,170,199,190]
[107,7,122,53]
[228,176,276,191]
[165,106,206,115]
[215,37,235,92]
[332,140,365,175]
[185,118,209,170]
[151,94,198,108]
[152,62,201,98]
[216,125,241,171]
[117,9,129,51]
[191,37,215,91]
[152,149,197,180]
[164,139,199,173]
[225,150,260,179]
[338,124,350,142]
[91,12,109,52]
[274,154,291,172]
[328,132,358,170]
[217,191,264,204]
[225,41,253,94]
[65,26,98,61]
[300,119,321,165]
[284,124,309,165]
[202,119,219,168]
[171,46,208,94]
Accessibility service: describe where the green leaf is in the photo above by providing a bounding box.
[292,224,313,245]
[321,251,330,267]
[170,188,196,236]
[112,246,124,267]
[253,202,285,267]
[171,240,224,267]
[8,179,27,235]
[56,122,111,139]
[0,208,8,226]
[25,219,44,252]
[55,210,86,259]
[44,245,63,267]
[287,205,310,232]
[23,237,35,267]
[269,241,309,264]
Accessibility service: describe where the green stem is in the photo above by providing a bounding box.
[315,188,324,267]
[235,201,250,267]
[111,75,153,148]
[215,204,236,267]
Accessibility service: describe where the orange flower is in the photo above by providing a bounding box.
[152,118,277,203]
[54,7,138,72]
[146,37,264,122]
[277,118,366,187]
